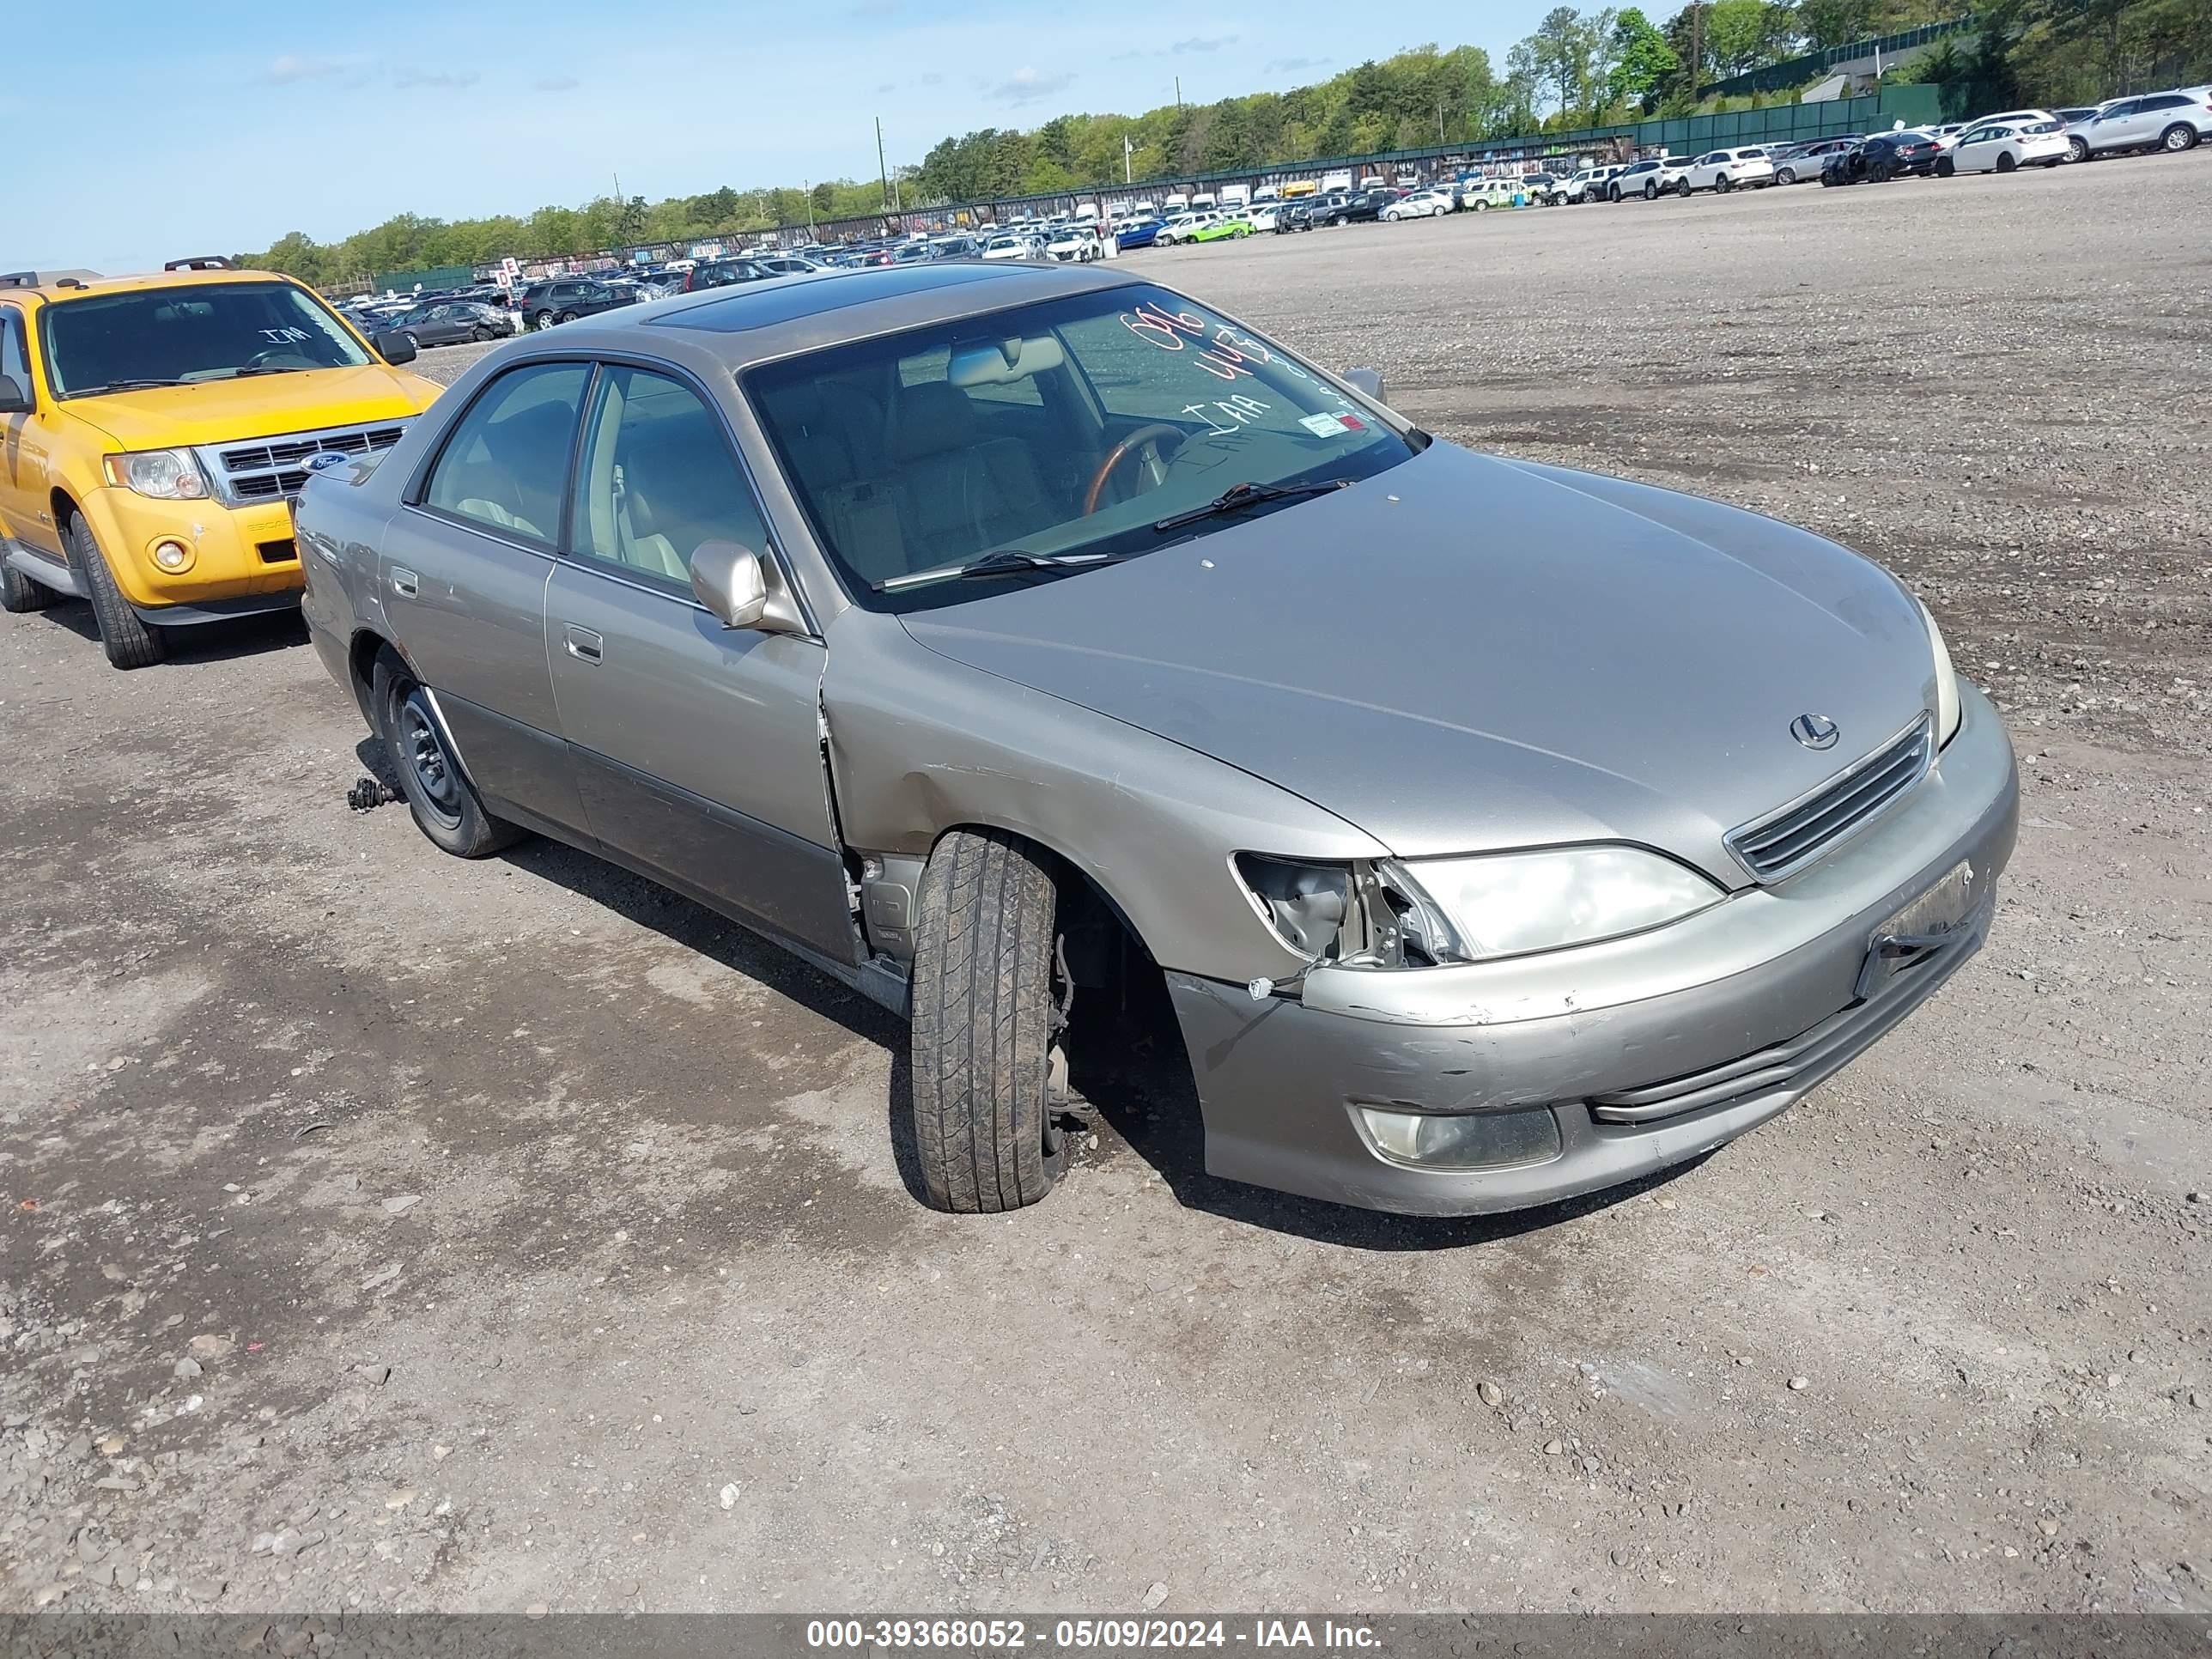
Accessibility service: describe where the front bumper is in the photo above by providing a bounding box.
[1167,684,2019,1216]
[81,486,302,617]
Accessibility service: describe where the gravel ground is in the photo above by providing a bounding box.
[3,153,2208,1620]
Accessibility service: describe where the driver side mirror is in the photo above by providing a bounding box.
[1343,367,1388,406]
[0,374,31,415]
[691,540,803,635]
[373,330,417,365]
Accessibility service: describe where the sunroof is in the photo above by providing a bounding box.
[649,264,1031,335]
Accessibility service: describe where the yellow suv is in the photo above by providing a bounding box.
[0,259,443,667]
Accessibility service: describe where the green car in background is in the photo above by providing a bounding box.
[1192,216,1255,242]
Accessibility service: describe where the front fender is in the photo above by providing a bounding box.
[822,609,1389,985]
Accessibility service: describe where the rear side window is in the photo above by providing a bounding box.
[0,305,29,393]
[2142,94,2188,110]
[422,362,589,546]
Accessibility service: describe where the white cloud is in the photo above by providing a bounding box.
[264,54,344,85]
[1172,34,1237,52]
[392,66,481,91]
[986,66,1076,106]
[532,75,581,93]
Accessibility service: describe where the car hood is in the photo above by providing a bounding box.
[898,443,1937,883]
[59,364,441,451]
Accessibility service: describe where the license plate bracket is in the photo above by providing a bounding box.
[1857,859,1977,1000]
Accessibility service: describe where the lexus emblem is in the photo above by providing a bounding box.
[1790,713,1840,750]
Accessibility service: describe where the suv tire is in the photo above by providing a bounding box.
[65,514,166,669]
[371,648,522,859]
[1644,180,1659,198]
[2162,123,2198,152]
[908,828,1067,1213]
[0,556,61,614]
[532,310,555,330]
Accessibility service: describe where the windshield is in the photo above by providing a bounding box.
[40,280,373,398]
[747,283,1419,612]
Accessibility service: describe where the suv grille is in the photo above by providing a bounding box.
[1725,714,1934,884]
[199,422,410,505]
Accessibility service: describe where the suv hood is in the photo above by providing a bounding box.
[60,364,438,451]
[899,444,1936,883]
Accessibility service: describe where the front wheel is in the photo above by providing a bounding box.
[1937,155,1957,177]
[471,325,495,342]
[371,650,522,859]
[2162,123,2199,152]
[2068,136,2088,161]
[1677,178,1692,197]
[65,514,165,670]
[1777,167,1796,185]
[908,829,1067,1213]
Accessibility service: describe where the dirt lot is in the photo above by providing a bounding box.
[4,155,2209,1618]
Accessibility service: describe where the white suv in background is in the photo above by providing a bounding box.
[2076,88,2212,155]
[1678,147,1777,193]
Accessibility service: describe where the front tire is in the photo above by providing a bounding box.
[908,829,1066,1213]
[1777,167,1796,185]
[64,514,165,670]
[1937,155,1957,176]
[1677,178,1692,197]
[2068,135,2088,161]
[370,650,521,859]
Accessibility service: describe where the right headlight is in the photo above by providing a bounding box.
[103,448,210,501]
[1379,847,1724,964]
[1917,599,1963,746]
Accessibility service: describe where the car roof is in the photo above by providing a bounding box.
[2,265,304,306]
[544,261,1141,369]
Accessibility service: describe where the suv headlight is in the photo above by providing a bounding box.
[1918,599,1962,745]
[103,448,210,501]
[1380,848,1723,963]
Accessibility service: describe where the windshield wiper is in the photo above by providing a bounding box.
[874,548,1123,592]
[1151,477,1351,532]
[65,377,189,395]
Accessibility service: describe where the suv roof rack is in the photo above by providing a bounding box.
[0,271,37,289]
[162,256,235,271]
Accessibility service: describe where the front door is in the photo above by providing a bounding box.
[386,356,591,830]
[544,362,855,961]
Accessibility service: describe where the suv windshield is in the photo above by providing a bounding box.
[748,283,1419,612]
[40,281,372,398]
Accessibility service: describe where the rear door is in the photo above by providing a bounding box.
[544,360,854,959]
[384,357,592,831]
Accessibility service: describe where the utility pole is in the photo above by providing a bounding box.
[1175,76,1182,108]
[1691,4,1705,103]
[1124,133,1134,184]
[1437,100,1445,142]
[876,116,892,213]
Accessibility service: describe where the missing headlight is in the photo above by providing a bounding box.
[1233,854,1352,960]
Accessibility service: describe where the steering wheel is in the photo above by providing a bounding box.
[245,348,307,370]
[1082,423,1186,516]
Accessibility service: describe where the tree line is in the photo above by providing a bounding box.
[248,0,2207,286]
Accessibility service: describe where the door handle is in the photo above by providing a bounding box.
[390,567,418,598]
[563,623,604,664]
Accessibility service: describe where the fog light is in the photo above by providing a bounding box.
[1357,1104,1562,1170]
[151,539,193,572]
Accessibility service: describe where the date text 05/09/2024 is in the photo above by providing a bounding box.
[804,1619,1382,1650]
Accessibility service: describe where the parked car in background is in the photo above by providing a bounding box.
[981,235,1035,262]
[386,300,515,349]
[520,278,640,327]
[295,261,2014,1220]
[1938,118,2069,173]
[1044,225,1103,262]
[2075,88,2212,155]
[1822,131,1942,185]
[1460,178,1518,210]
[1190,216,1255,243]
[681,258,779,295]
[1153,212,1211,245]
[1246,204,1283,232]
[1606,158,1670,200]
[1381,188,1455,220]
[1771,137,1857,183]
[1520,173,1567,204]
[1116,218,1168,249]
[1310,191,1382,226]
[1680,147,1777,193]
[2053,105,2111,160]
[1273,203,1316,233]
[757,255,829,276]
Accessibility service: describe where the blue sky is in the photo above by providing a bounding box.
[13,1,1548,273]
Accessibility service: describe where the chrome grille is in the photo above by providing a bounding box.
[197,421,409,507]
[1725,714,1934,884]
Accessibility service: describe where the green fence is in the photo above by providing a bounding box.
[1702,19,1978,98]
[1632,85,1944,151]
[368,264,476,296]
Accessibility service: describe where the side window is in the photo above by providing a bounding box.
[422,361,589,546]
[2146,94,2187,110]
[570,365,770,591]
[0,307,31,394]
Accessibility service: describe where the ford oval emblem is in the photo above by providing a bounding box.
[1790,713,1840,750]
[301,450,353,475]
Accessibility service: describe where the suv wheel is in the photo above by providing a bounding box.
[532,310,555,330]
[1777,167,1796,184]
[1644,180,1659,198]
[1717,173,1733,191]
[908,828,1068,1213]
[2162,123,2198,152]
[64,514,165,670]
[557,309,580,325]
[1677,177,1693,196]
[2067,135,2089,161]
[0,556,61,614]
[371,648,522,858]
[1937,155,1958,176]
